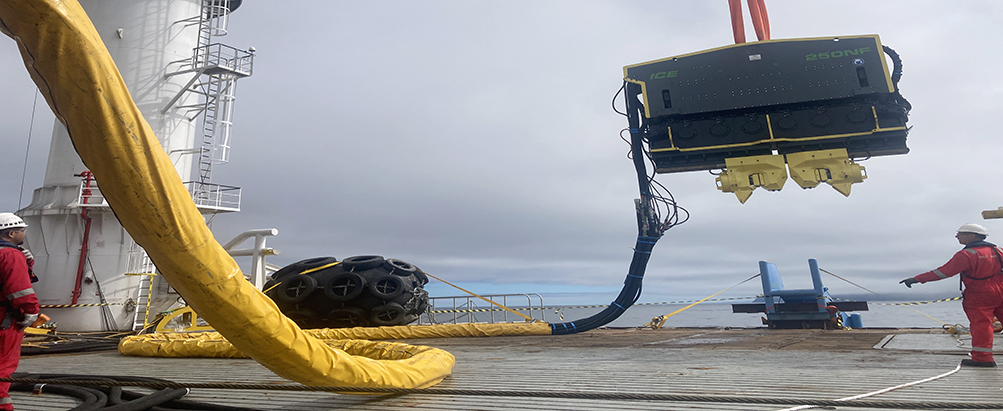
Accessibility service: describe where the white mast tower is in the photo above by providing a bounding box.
[17,0,254,332]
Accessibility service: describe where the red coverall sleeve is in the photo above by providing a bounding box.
[914,250,973,284]
[0,249,39,315]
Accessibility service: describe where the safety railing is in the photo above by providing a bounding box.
[126,244,156,276]
[75,178,241,213]
[75,174,108,207]
[419,293,546,324]
[193,43,253,77]
[184,181,241,212]
[201,0,233,37]
[222,228,280,290]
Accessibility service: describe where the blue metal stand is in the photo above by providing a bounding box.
[733,259,868,329]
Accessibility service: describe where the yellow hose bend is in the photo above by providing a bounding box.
[119,323,553,358]
[0,0,455,388]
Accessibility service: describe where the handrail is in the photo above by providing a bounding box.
[74,175,108,207]
[183,181,241,212]
[222,229,279,290]
[193,43,253,77]
[421,293,546,324]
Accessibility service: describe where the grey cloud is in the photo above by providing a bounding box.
[2,1,1000,306]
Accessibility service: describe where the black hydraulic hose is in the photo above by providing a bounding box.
[8,383,107,410]
[551,82,661,335]
[625,83,653,201]
[10,373,255,411]
[99,388,189,411]
[104,385,124,406]
[120,390,259,411]
[12,374,112,411]
[22,340,120,356]
[882,45,903,87]
[881,45,912,112]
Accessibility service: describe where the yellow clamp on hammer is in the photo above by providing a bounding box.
[715,154,788,204]
[786,148,866,196]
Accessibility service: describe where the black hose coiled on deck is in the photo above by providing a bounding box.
[21,340,120,356]
[10,373,257,411]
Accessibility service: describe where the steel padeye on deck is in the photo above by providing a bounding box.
[732,259,867,329]
[624,35,911,203]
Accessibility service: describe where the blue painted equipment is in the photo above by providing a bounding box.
[732,259,868,329]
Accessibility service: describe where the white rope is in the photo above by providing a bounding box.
[18,88,39,209]
[774,365,962,411]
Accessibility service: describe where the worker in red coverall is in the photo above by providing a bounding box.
[0,213,39,410]
[900,223,1003,367]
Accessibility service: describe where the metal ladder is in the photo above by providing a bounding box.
[129,273,157,332]
[195,73,237,183]
[127,245,158,332]
[160,0,251,212]
[194,0,236,186]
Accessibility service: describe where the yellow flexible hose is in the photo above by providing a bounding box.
[120,323,553,358]
[0,0,456,389]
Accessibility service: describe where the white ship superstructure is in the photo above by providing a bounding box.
[17,0,255,332]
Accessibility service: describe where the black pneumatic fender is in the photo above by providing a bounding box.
[265,255,429,328]
[413,267,429,285]
[270,256,339,280]
[284,308,321,328]
[277,275,318,303]
[342,255,385,271]
[323,272,366,301]
[327,307,367,328]
[385,258,417,276]
[370,303,406,326]
[369,274,406,300]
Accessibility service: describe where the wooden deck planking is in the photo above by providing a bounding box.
[11,329,1003,410]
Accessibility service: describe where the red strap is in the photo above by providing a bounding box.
[729,0,771,44]
[747,0,770,41]
[728,0,746,44]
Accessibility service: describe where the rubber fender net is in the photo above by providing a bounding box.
[0,0,453,389]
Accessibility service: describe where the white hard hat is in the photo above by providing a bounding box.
[958,223,989,236]
[0,213,27,230]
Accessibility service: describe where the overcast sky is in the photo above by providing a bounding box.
[2,1,1001,307]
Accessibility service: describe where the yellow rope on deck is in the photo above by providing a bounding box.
[644,274,760,330]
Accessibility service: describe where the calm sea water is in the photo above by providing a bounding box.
[526,301,969,329]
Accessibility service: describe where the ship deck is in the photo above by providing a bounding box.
[11,327,1003,410]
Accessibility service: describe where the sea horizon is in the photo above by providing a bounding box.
[424,298,969,329]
